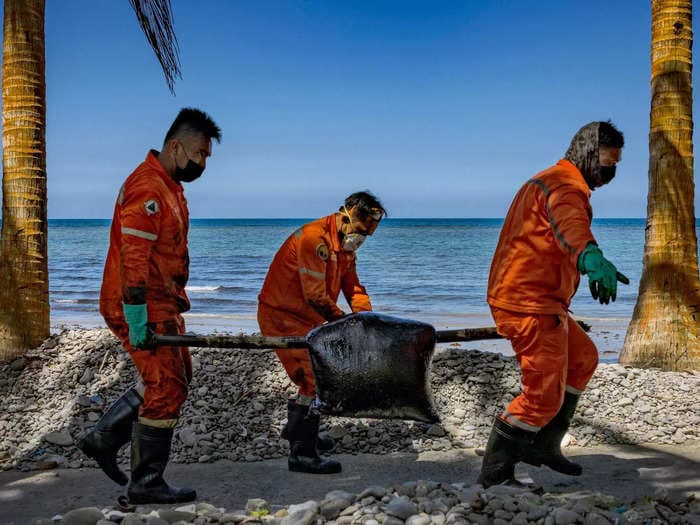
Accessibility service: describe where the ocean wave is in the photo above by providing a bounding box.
[190,298,248,305]
[186,285,250,293]
[49,287,100,297]
[52,298,98,305]
[183,312,257,320]
[186,285,220,292]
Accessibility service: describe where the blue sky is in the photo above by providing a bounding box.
[8,1,688,218]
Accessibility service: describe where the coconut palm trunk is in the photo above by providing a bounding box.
[0,0,48,360]
[0,0,180,361]
[619,0,700,371]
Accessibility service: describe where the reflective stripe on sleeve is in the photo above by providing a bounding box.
[299,267,325,280]
[527,178,575,255]
[122,227,158,241]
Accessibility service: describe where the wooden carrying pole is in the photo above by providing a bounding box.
[155,326,504,349]
[154,320,590,350]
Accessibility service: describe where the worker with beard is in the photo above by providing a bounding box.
[480,121,629,487]
[258,191,386,474]
[78,108,221,504]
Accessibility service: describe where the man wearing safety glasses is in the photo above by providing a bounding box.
[258,191,386,475]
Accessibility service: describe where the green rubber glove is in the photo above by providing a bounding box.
[123,303,153,349]
[577,243,630,304]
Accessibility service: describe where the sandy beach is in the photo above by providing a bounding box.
[0,325,698,523]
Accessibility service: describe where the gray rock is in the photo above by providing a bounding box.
[339,504,360,516]
[158,509,198,523]
[386,497,419,520]
[9,357,27,371]
[552,507,580,525]
[43,431,73,446]
[426,424,446,437]
[527,505,550,521]
[321,496,354,520]
[358,486,387,499]
[466,513,491,525]
[405,513,431,525]
[281,508,318,525]
[583,512,612,525]
[246,498,270,513]
[61,507,105,525]
[395,481,418,498]
[287,500,319,516]
[178,426,197,447]
[104,511,127,522]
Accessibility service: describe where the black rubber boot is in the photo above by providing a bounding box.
[478,417,536,488]
[77,387,142,486]
[127,423,196,504]
[282,399,334,452]
[524,392,582,476]
[286,405,341,474]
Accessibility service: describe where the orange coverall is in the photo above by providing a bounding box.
[487,159,599,430]
[100,150,192,424]
[258,214,372,396]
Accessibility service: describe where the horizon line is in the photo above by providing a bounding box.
[36,216,654,221]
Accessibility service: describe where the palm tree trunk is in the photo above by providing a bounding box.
[0,0,49,361]
[619,0,700,371]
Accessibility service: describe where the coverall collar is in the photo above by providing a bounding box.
[556,159,592,197]
[146,150,185,193]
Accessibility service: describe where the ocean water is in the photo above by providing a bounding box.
[47,218,700,360]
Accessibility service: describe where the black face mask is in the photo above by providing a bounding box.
[599,165,616,185]
[174,159,204,183]
[585,164,617,190]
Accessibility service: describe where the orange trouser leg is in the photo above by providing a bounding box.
[563,314,598,393]
[274,349,316,398]
[257,304,317,397]
[491,307,568,430]
[106,315,191,423]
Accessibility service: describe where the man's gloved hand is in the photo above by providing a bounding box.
[123,303,156,349]
[577,243,630,304]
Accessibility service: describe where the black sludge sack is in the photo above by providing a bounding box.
[306,312,439,423]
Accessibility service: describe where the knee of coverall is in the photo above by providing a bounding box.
[525,314,570,421]
[493,309,569,428]
[565,314,598,393]
[128,344,189,423]
[275,348,316,397]
[106,315,190,423]
[258,304,317,397]
[162,316,192,384]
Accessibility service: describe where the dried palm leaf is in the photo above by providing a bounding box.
[129,0,182,93]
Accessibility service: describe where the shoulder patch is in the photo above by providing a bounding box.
[144,199,159,216]
[316,243,329,261]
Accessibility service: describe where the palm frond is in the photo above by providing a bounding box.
[129,0,182,94]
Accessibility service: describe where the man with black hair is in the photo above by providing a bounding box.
[258,191,386,474]
[480,121,629,487]
[79,108,221,504]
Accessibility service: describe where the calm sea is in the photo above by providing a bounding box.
[47,218,700,360]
